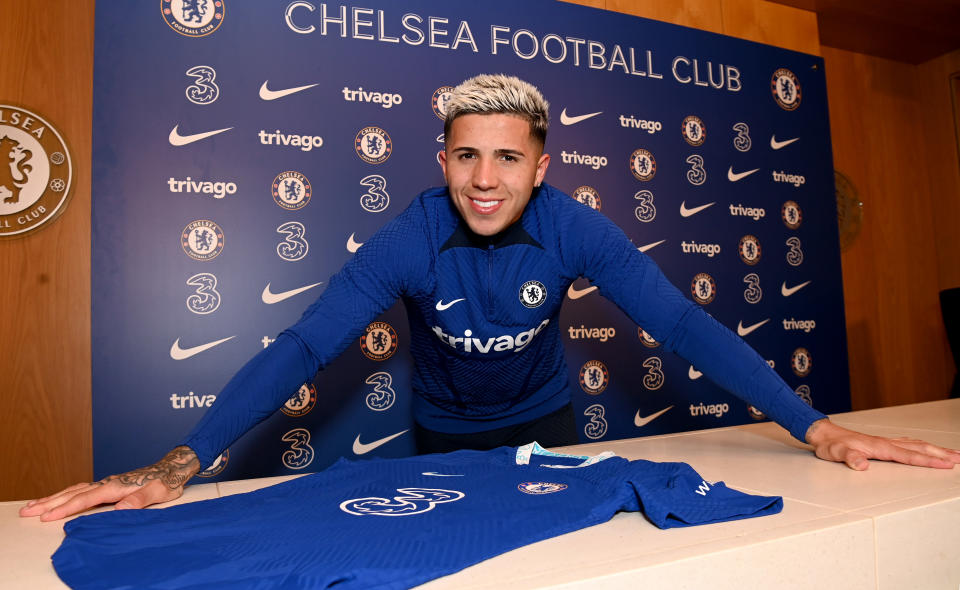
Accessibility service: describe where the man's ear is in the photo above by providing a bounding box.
[534,152,550,187]
[438,148,448,177]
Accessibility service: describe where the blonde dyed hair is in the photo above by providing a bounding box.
[443,74,549,145]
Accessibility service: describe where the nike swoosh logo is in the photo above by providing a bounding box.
[261,281,323,304]
[435,298,465,311]
[688,366,703,380]
[781,280,811,296]
[737,318,770,337]
[168,124,233,146]
[353,430,408,455]
[634,405,674,427]
[259,80,319,101]
[567,284,597,299]
[170,336,236,360]
[560,108,602,125]
[638,239,666,253]
[346,232,363,253]
[727,166,760,182]
[770,135,799,150]
[679,201,715,217]
[422,472,464,477]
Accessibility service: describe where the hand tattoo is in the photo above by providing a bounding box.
[114,446,200,490]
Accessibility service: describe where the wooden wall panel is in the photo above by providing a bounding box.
[0,1,94,501]
[721,0,820,55]
[604,0,725,32]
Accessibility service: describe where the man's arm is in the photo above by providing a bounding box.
[805,418,960,469]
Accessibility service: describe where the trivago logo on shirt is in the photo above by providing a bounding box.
[431,319,549,353]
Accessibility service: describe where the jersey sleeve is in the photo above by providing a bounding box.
[556,197,826,443]
[180,200,432,470]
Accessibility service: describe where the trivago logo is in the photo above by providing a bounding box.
[432,320,549,353]
[168,176,237,200]
[259,129,323,151]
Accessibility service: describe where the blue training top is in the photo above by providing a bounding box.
[181,184,825,469]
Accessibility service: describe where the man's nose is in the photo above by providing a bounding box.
[471,156,497,190]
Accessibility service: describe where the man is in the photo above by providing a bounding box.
[22,74,960,522]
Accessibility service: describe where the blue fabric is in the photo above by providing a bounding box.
[53,445,783,590]
[181,184,826,469]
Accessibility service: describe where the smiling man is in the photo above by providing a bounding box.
[21,74,960,522]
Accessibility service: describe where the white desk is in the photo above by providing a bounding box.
[3,400,958,589]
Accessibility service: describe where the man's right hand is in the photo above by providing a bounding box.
[18,446,201,522]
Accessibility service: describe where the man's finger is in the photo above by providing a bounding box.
[38,483,134,522]
[19,483,101,517]
[889,439,960,465]
[843,449,869,470]
[871,441,956,469]
[116,482,182,510]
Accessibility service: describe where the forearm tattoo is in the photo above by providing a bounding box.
[112,446,201,490]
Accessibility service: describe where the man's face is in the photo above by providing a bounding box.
[439,113,550,236]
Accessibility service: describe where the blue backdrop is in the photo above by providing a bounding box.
[92,0,849,481]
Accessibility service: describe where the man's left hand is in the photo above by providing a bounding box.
[805,419,960,470]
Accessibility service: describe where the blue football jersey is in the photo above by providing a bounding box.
[53,443,782,589]
[181,184,825,469]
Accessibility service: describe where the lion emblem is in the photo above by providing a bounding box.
[1,134,33,204]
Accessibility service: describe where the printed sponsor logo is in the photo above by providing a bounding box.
[634,405,672,427]
[361,321,398,361]
[169,390,216,409]
[352,430,409,455]
[638,327,659,347]
[432,319,549,354]
[261,281,322,304]
[281,383,317,417]
[679,200,714,217]
[364,372,396,411]
[195,450,229,478]
[732,122,752,152]
[259,129,323,152]
[568,325,615,342]
[579,360,609,394]
[518,482,568,494]
[340,487,462,516]
[422,472,463,477]
[276,221,308,262]
[694,480,713,496]
[772,170,805,186]
[186,273,221,315]
[519,280,547,308]
[782,200,802,229]
[727,166,759,182]
[181,219,224,260]
[634,190,656,222]
[281,428,314,469]
[791,347,812,377]
[681,115,706,146]
[567,283,597,300]
[583,404,607,439]
[560,108,602,126]
[184,65,219,104]
[432,86,454,119]
[571,185,601,210]
[747,405,766,421]
[346,232,364,253]
[0,105,74,237]
[619,114,661,134]
[783,318,816,332]
[168,176,237,200]
[688,365,703,380]
[170,335,235,360]
[259,80,318,101]
[795,384,813,406]
[435,298,465,311]
[272,171,311,210]
[786,237,804,266]
[781,280,811,297]
[770,135,799,150]
[736,318,769,337]
[743,273,762,304]
[729,203,765,220]
[638,239,665,253]
[355,126,392,164]
[359,174,390,212]
[629,148,656,181]
[691,272,716,304]
[681,240,720,257]
[560,150,607,170]
[642,357,664,390]
[169,124,232,146]
[342,86,402,108]
[262,336,275,348]
[685,154,706,185]
[690,402,729,418]
[771,68,802,110]
[738,235,761,265]
[161,0,225,37]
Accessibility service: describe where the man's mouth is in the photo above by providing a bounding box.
[469,198,502,215]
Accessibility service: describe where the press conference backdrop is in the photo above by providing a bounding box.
[92,0,850,481]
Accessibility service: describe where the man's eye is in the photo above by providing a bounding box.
[500,155,516,162]
[459,153,476,160]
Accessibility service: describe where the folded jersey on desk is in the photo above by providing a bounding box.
[53,442,782,589]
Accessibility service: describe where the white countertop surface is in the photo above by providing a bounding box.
[3,399,958,589]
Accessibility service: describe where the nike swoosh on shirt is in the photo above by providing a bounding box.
[737,318,770,337]
[634,405,674,427]
[422,472,464,477]
[727,166,760,182]
[353,430,408,455]
[346,232,364,253]
[679,201,715,217]
[170,336,236,360]
[781,280,811,297]
[770,135,799,150]
[688,366,703,380]
[259,80,319,101]
[560,108,602,125]
[168,124,233,146]
[567,284,598,299]
[638,239,666,253]
[261,281,323,304]
[435,298,465,311]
